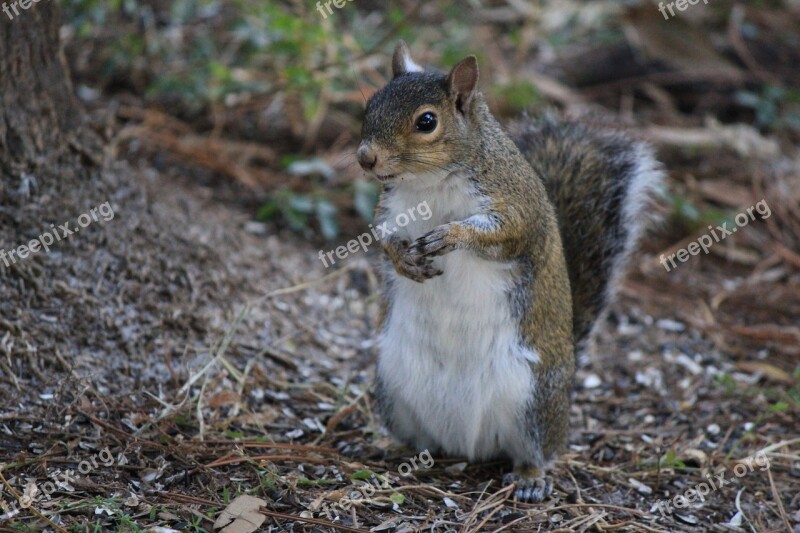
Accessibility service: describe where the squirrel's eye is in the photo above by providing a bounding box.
[415,112,438,133]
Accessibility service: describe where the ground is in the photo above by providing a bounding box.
[1,131,798,532]
[1,1,799,532]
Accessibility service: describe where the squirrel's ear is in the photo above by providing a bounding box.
[392,40,423,78]
[447,56,479,114]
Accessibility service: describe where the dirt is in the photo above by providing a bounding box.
[1,134,798,532]
[1,4,800,528]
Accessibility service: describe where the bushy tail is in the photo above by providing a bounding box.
[511,117,664,348]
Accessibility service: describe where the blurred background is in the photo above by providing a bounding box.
[61,0,800,238]
[0,0,798,531]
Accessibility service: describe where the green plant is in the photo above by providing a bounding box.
[296,477,337,488]
[659,449,687,471]
[116,513,145,532]
[257,188,339,239]
[726,399,790,459]
[190,516,210,532]
[493,80,542,112]
[736,85,800,133]
[349,469,375,481]
[714,372,738,395]
[670,193,732,233]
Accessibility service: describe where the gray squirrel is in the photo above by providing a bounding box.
[357,41,663,502]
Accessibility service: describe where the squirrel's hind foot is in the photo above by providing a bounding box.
[503,469,553,503]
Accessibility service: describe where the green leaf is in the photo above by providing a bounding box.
[354,180,379,222]
[389,493,405,505]
[280,154,301,170]
[768,401,789,413]
[350,469,374,481]
[283,208,309,232]
[256,202,280,221]
[495,80,542,111]
[209,61,233,83]
[659,449,686,470]
[316,199,339,240]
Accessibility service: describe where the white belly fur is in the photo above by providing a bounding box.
[377,174,537,461]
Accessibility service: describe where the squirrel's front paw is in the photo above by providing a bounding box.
[411,224,458,258]
[390,240,443,283]
[503,470,553,503]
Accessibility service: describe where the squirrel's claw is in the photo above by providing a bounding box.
[388,241,443,282]
[503,472,553,503]
[395,253,443,282]
[411,224,456,257]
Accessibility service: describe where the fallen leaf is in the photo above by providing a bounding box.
[444,462,468,475]
[735,361,796,385]
[207,391,241,408]
[628,478,653,495]
[680,449,708,468]
[213,495,267,533]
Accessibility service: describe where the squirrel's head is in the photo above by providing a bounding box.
[358,41,481,185]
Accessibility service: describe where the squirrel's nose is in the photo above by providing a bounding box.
[357,144,378,171]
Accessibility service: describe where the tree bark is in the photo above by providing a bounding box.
[0,2,78,181]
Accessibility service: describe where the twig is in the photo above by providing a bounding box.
[766,467,793,533]
[734,487,756,533]
[324,392,366,435]
[727,6,780,85]
[202,441,337,453]
[260,264,353,301]
[204,454,331,469]
[259,508,367,532]
[461,482,512,533]
[522,502,651,517]
[0,357,21,392]
[178,306,248,396]
[0,468,69,533]
[156,491,217,507]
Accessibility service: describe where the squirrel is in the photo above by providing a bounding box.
[357,41,664,502]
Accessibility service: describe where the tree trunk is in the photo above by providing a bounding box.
[0,2,78,183]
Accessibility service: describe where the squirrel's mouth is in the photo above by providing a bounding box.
[374,173,397,182]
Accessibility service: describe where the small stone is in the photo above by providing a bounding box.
[244,221,269,235]
[656,318,686,332]
[286,428,304,439]
[628,478,653,495]
[583,374,602,389]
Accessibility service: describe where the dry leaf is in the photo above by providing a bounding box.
[207,391,241,408]
[213,495,267,533]
[231,408,280,427]
[680,448,708,468]
[735,361,796,385]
